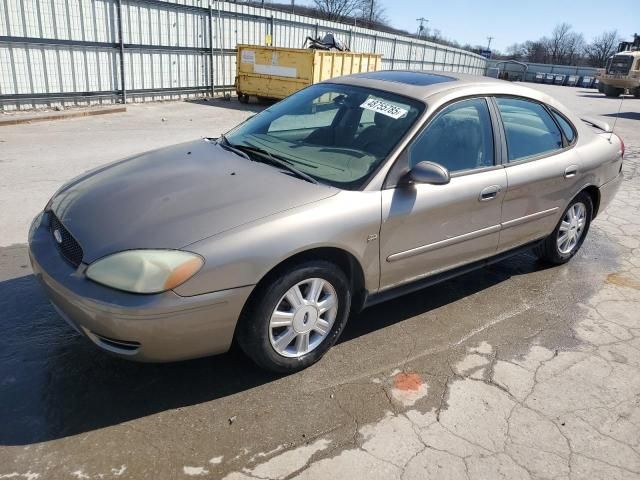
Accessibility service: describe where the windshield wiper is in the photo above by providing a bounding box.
[233,144,319,185]
[217,134,250,160]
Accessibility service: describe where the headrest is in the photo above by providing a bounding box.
[374,112,395,128]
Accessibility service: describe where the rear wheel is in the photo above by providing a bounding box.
[534,192,593,265]
[257,96,276,104]
[238,93,249,104]
[604,84,623,97]
[633,88,640,99]
[236,260,351,373]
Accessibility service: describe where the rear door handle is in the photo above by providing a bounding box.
[479,185,501,201]
[564,165,578,178]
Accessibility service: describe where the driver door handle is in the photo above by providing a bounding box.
[564,165,578,178]
[479,185,501,201]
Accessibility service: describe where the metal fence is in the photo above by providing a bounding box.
[0,0,488,111]
[486,59,598,83]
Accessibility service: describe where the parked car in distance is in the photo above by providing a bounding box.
[29,70,624,372]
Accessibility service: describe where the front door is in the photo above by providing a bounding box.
[379,97,507,290]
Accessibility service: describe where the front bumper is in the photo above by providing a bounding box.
[600,75,639,89]
[28,212,254,362]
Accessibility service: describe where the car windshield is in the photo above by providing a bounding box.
[224,83,424,189]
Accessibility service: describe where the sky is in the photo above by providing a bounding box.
[300,0,638,52]
[384,0,638,51]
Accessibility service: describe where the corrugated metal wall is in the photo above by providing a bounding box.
[0,0,488,111]
[486,59,598,83]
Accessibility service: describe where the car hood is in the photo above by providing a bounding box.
[50,139,338,263]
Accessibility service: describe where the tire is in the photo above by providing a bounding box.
[604,84,623,98]
[534,192,593,265]
[597,82,605,93]
[238,93,249,104]
[236,260,352,373]
[633,88,640,99]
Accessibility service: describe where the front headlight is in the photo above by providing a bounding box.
[44,196,54,211]
[29,211,44,241]
[86,250,204,294]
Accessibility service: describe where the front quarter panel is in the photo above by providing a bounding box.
[173,190,382,296]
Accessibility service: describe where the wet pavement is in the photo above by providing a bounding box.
[1,85,639,479]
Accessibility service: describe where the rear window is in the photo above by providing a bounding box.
[551,111,576,144]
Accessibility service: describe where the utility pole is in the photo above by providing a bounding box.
[416,17,428,39]
[486,36,494,50]
[369,0,374,23]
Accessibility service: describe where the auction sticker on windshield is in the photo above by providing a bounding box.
[360,98,408,119]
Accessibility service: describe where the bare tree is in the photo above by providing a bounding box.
[505,43,526,60]
[565,32,585,65]
[505,40,550,63]
[547,23,571,63]
[585,30,621,67]
[542,23,588,65]
[429,29,442,42]
[525,40,551,63]
[355,0,387,25]
[313,0,360,22]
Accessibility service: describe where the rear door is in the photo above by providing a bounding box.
[379,97,507,290]
[493,97,582,252]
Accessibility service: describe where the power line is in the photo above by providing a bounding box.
[416,17,428,38]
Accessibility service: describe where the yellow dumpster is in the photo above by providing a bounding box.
[235,44,382,102]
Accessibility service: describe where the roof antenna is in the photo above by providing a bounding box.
[608,92,624,142]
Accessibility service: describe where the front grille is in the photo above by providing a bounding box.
[50,213,84,267]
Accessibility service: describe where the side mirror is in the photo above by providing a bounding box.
[408,161,450,185]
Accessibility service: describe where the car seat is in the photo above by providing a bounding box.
[355,111,417,157]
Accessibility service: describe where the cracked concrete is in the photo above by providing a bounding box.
[1,85,639,479]
[220,304,640,479]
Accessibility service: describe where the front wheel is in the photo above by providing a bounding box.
[534,192,593,265]
[236,260,351,373]
[604,85,623,98]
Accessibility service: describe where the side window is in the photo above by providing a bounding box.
[496,97,563,162]
[409,98,494,172]
[551,110,576,144]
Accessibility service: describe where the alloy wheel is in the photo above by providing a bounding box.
[269,278,338,358]
[557,202,587,254]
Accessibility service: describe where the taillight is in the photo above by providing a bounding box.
[614,133,625,158]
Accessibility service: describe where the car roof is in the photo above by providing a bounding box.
[350,70,458,86]
[325,70,534,102]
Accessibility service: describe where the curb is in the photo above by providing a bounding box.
[0,106,127,126]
